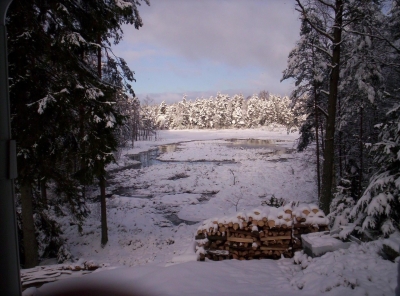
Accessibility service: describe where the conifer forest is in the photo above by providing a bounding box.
[4,1,400,295]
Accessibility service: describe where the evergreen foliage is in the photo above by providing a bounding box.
[148,92,298,131]
[287,0,400,238]
[7,0,149,265]
[350,103,400,236]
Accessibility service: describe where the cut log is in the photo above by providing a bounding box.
[260,235,291,241]
[268,220,275,228]
[202,235,227,241]
[257,221,265,227]
[227,237,254,243]
[260,246,288,251]
[229,229,259,237]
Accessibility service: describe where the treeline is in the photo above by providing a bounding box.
[7,0,149,267]
[282,0,400,238]
[145,92,299,131]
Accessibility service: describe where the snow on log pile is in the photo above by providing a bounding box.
[195,203,329,261]
[20,260,104,290]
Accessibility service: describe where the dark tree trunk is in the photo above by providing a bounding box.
[311,40,321,201]
[338,96,343,179]
[339,131,343,179]
[20,182,38,268]
[320,117,325,153]
[314,87,321,201]
[97,44,108,246]
[321,0,343,215]
[359,105,364,199]
[97,35,102,78]
[79,104,86,200]
[40,178,47,207]
[99,176,108,246]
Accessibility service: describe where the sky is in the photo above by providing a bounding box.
[112,0,301,104]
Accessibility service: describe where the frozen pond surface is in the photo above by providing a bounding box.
[223,138,294,154]
[109,138,295,199]
[122,138,293,171]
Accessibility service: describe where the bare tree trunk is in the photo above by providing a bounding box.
[96,36,108,246]
[20,182,38,268]
[359,105,364,199]
[97,35,102,78]
[314,86,321,201]
[339,131,343,178]
[311,40,321,201]
[338,96,343,179]
[321,0,343,214]
[99,176,108,246]
[79,104,86,200]
[40,178,47,207]
[320,117,325,153]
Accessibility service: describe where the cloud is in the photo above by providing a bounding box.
[113,0,300,100]
[122,0,299,68]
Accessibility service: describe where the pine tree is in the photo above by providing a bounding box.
[7,0,149,266]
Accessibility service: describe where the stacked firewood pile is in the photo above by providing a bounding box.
[21,260,103,290]
[195,203,329,261]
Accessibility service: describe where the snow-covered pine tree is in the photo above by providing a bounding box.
[282,16,331,200]
[7,0,149,265]
[291,0,394,214]
[346,0,400,238]
[349,102,400,237]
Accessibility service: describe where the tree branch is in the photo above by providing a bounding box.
[295,0,334,42]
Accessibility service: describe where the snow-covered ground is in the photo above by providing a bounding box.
[24,128,399,295]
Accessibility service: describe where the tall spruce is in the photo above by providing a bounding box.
[282,17,331,201]
[292,0,391,214]
[7,0,149,266]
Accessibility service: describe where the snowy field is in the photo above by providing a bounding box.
[24,128,398,296]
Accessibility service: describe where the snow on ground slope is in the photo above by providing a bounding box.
[63,128,316,267]
[33,242,398,296]
[24,128,399,296]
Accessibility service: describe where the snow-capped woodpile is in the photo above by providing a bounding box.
[21,260,103,290]
[195,203,329,261]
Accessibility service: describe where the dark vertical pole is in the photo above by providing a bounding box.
[311,39,321,202]
[359,104,363,199]
[338,96,343,179]
[321,0,343,215]
[97,36,108,246]
[314,87,321,201]
[100,176,108,246]
[0,0,22,295]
